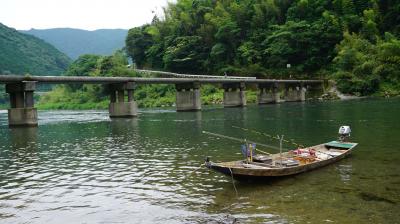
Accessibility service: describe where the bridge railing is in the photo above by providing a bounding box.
[134,69,257,80]
[0,75,323,84]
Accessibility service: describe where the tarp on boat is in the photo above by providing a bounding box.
[325,141,357,149]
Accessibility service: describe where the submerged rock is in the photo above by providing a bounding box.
[359,192,396,204]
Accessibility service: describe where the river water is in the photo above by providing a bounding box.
[0,98,399,223]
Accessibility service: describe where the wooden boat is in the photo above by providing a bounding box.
[205,140,358,180]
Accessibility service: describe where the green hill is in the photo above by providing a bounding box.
[22,28,128,59]
[0,23,71,75]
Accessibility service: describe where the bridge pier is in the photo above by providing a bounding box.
[306,82,326,99]
[175,82,201,111]
[108,82,138,118]
[223,82,246,107]
[258,83,280,104]
[284,83,306,102]
[6,81,38,127]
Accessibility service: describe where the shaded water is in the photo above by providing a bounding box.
[0,98,399,223]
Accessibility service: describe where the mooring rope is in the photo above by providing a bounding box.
[184,163,205,179]
[228,167,238,197]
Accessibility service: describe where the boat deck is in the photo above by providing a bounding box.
[218,144,349,169]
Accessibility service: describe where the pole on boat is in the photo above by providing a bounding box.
[277,135,284,167]
[232,126,305,148]
[245,139,250,163]
[201,130,283,151]
[249,142,253,162]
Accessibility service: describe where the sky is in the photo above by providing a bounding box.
[0,0,171,31]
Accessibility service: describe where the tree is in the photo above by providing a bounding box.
[65,54,101,77]
[360,9,379,42]
[125,26,153,68]
[334,31,400,96]
[263,18,341,74]
[64,54,101,91]
[163,36,206,73]
[379,0,400,37]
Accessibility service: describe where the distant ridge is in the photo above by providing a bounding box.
[21,28,128,59]
[0,23,71,75]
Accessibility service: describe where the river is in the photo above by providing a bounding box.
[0,98,399,223]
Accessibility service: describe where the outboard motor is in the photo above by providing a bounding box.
[338,126,351,142]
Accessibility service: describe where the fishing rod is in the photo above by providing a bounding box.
[232,126,305,148]
[231,126,335,157]
[202,130,289,152]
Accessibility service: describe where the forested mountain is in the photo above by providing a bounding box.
[0,23,71,75]
[126,0,400,96]
[22,28,128,59]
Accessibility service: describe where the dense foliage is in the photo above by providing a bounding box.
[0,23,71,75]
[126,0,400,95]
[22,28,128,59]
[334,32,400,96]
[39,51,131,109]
[39,52,191,109]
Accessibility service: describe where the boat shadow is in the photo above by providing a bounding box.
[232,174,299,185]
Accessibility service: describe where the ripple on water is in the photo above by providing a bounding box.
[0,100,400,223]
[38,110,110,125]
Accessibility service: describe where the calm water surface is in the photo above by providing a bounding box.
[0,98,399,223]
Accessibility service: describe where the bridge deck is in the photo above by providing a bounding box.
[0,75,323,84]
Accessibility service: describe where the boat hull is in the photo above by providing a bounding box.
[206,142,357,180]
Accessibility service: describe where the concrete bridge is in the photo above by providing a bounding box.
[0,75,324,127]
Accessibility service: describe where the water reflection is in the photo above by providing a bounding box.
[224,107,247,128]
[9,127,38,150]
[109,118,139,136]
[337,163,353,183]
[174,111,202,132]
